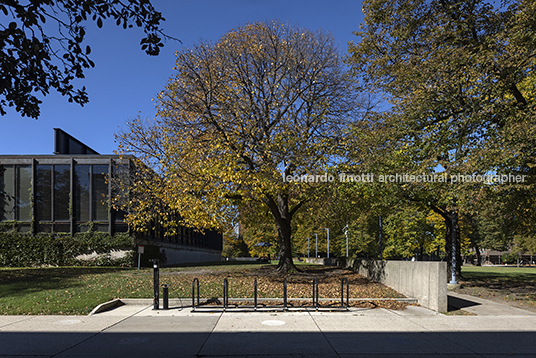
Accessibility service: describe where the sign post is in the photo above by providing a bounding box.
[343,224,349,258]
[325,228,330,259]
[315,233,318,258]
[138,245,144,270]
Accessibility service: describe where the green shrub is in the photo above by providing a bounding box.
[0,231,135,267]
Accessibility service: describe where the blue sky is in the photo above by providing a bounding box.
[1,0,365,155]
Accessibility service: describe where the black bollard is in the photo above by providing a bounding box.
[162,284,169,310]
[150,259,159,310]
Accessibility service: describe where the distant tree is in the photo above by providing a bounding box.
[291,178,385,259]
[222,235,251,258]
[239,201,278,257]
[116,21,360,273]
[1,0,175,119]
[383,209,445,260]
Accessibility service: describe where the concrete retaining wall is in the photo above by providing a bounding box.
[349,260,447,312]
[161,247,221,266]
[304,258,338,266]
[137,240,222,266]
[227,257,261,262]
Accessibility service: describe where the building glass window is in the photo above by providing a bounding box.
[0,165,15,221]
[92,165,108,221]
[35,165,52,221]
[115,207,127,222]
[54,165,70,221]
[54,223,70,232]
[16,166,32,221]
[74,164,90,222]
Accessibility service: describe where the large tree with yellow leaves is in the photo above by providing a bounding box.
[117,21,359,272]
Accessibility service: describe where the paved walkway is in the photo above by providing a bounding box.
[1,293,535,358]
[447,291,536,316]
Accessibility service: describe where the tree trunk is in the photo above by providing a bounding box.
[265,192,299,273]
[474,243,482,266]
[429,204,462,281]
[275,214,295,273]
[445,211,462,281]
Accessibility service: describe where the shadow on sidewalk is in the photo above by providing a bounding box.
[1,330,536,357]
[448,294,481,312]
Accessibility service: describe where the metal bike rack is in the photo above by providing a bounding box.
[341,277,349,308]
[191,278,200,311]
[313,277,319,310]
[223,278,229,310]
[283,277,288,310]
[190,276,350,312]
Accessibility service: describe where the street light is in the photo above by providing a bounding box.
[325,228,330,259]
[315,233,318,258]
[343,224,349,258]
[379,216,383,260]
[449,199,458,284]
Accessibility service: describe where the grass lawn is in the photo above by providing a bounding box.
[459,265,536,312]
[0,262,406,315]
[462,265,536,280]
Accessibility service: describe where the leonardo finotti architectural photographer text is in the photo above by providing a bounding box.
[283,173,527,184]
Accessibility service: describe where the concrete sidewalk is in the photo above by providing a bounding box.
[448,291,536,316]
[1,295,535,358]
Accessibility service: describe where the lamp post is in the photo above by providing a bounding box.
[379,216,383,260]
[307,237,310,259]
[449,199,458,284]
[343,224,349,258]
[315,233,318,258]
[325,228,330,259]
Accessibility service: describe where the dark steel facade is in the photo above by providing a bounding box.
[0,155,129,235]
[0,129,223,254]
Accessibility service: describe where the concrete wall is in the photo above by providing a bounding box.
[350,260,447,312]
[137,240,222,266]
[227,257,261,262]
[161,247,221,266]
[304,258,338,266]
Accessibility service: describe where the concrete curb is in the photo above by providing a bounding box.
[89,299,125,315]
[90,297,418,314]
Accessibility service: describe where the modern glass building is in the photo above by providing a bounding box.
[0,129,222,264]
[0,129,129,234]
